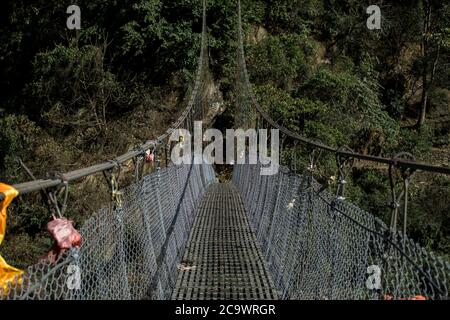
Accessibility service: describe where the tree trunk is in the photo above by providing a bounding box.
[416,0,432,129]
[418,79,428,128]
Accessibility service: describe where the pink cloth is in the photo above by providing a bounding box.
[145,150,154,162]
[47,218,82,250]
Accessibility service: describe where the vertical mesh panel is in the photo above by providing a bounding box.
[3,163,215,300]
[232,163,450,300]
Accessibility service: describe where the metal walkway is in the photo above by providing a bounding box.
[172,183,279,300]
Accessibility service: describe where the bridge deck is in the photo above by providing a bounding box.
[172,183,278,300]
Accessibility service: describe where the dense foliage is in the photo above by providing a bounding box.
[0,0,449,266]
[242,0,450,259]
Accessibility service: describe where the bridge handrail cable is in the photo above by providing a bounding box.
[0,0,208,202]
[236,0,450,176]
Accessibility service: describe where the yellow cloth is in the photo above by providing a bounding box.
[0,183,23,294]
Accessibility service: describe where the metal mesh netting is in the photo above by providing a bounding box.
[3,163,216,300]
[172,183,279,300]
[233,0,450,300]
[2,0,450,302]
[2,0,212,301]
[232,162,450,300]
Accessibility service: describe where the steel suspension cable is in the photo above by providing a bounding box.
[0,0,209,202]
[236,0,450,176]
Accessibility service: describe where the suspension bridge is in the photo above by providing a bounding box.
[1,0,449,300]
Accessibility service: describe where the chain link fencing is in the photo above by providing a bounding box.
[233,162,450,300]
[2,163,216,300]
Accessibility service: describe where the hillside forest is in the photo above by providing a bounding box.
[0,0,449,267]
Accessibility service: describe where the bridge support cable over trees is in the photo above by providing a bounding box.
[1,0,212,299]
[234,0,450,300]
[0,0,449,300]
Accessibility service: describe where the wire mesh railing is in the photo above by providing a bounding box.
[2,0,450,301]
[2,163,216,300]
[232,162,450,300]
